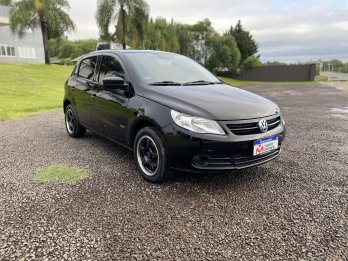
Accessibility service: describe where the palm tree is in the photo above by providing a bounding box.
[9,0,75,64]
[96,0,149,49]
[0,0,12,5]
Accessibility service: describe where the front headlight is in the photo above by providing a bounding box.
[170,110,225,135]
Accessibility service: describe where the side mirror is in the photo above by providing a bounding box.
[103,76,127,90]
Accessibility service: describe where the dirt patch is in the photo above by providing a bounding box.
[322,81,348,92]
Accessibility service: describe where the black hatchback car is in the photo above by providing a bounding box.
[64,50,285,182]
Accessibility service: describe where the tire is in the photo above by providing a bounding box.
[134,127,173,183]
[65,104,86,138]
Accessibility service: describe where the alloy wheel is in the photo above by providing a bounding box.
[65,108,75,134]
[136,135,159,176]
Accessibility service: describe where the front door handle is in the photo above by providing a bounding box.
[91,93,97,101]
[86,80,95,88]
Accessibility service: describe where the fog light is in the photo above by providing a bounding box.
[192,155,209,168]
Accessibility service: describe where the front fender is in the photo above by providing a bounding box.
[126,96,173,147]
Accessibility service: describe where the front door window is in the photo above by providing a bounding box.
[98,56,125,84]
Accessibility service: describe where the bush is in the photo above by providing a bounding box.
[49,39,99,60]
[242,56,261,70]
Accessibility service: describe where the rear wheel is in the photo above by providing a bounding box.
[134,127,173,183]
[65,105,86,138]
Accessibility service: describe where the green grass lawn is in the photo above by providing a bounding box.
[0,63,73,120]
[34,164,90,184]
[315,75,328,81]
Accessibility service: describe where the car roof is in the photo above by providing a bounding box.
[102,49,171,54]
[84,49,177,57]
[77,49,183,64]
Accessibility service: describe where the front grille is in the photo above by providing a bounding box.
[234,147,281,168]
[191,146,281,170]
[227,116,281,135]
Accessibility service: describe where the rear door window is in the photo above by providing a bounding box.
[78,56,98,80]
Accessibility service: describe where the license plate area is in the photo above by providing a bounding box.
[253,136,279,156]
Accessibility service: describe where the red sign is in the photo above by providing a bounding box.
[255,144,265,154]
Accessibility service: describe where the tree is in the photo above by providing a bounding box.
[128,1,149,48]
[242,56,261,70]
[190,19,216,64]
[9,0,75,64]
[0,0,12,5]
[145,18,162,50]
[329,59,344,72]
[205,34,241,73]
[320,59,347,72]
[96,0,149,49]
[228,20,258,65]
[263,61,287,66]
[144,18,179,52]
[49,38,99,61]
[176,24,195,57]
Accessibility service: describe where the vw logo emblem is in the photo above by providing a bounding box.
[258,119,268,132]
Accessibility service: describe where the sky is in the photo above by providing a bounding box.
[66,0,348,63]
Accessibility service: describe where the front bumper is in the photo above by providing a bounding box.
[162,118,286,172]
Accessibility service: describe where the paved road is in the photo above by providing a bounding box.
[1,84,347,260]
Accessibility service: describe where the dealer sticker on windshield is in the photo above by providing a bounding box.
[253,136,279,156]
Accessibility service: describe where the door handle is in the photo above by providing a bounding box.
[91,93,97,101]
[86,80,95,88]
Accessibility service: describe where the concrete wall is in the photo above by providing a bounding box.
[0,6,45,64]
[220,64,316,82]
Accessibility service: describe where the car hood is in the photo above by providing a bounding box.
[144,83,279,121]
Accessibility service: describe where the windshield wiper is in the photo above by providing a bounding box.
[148,80,223,86]
[148,81,182,86]
[182,80,223,86]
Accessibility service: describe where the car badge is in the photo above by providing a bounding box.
[258,119,268,133]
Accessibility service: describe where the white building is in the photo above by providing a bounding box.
[0,5,45,63]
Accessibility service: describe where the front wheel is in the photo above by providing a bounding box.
[134,127,173,183]
[65,105,86,138]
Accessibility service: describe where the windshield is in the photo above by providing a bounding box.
[125,52,220,85]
